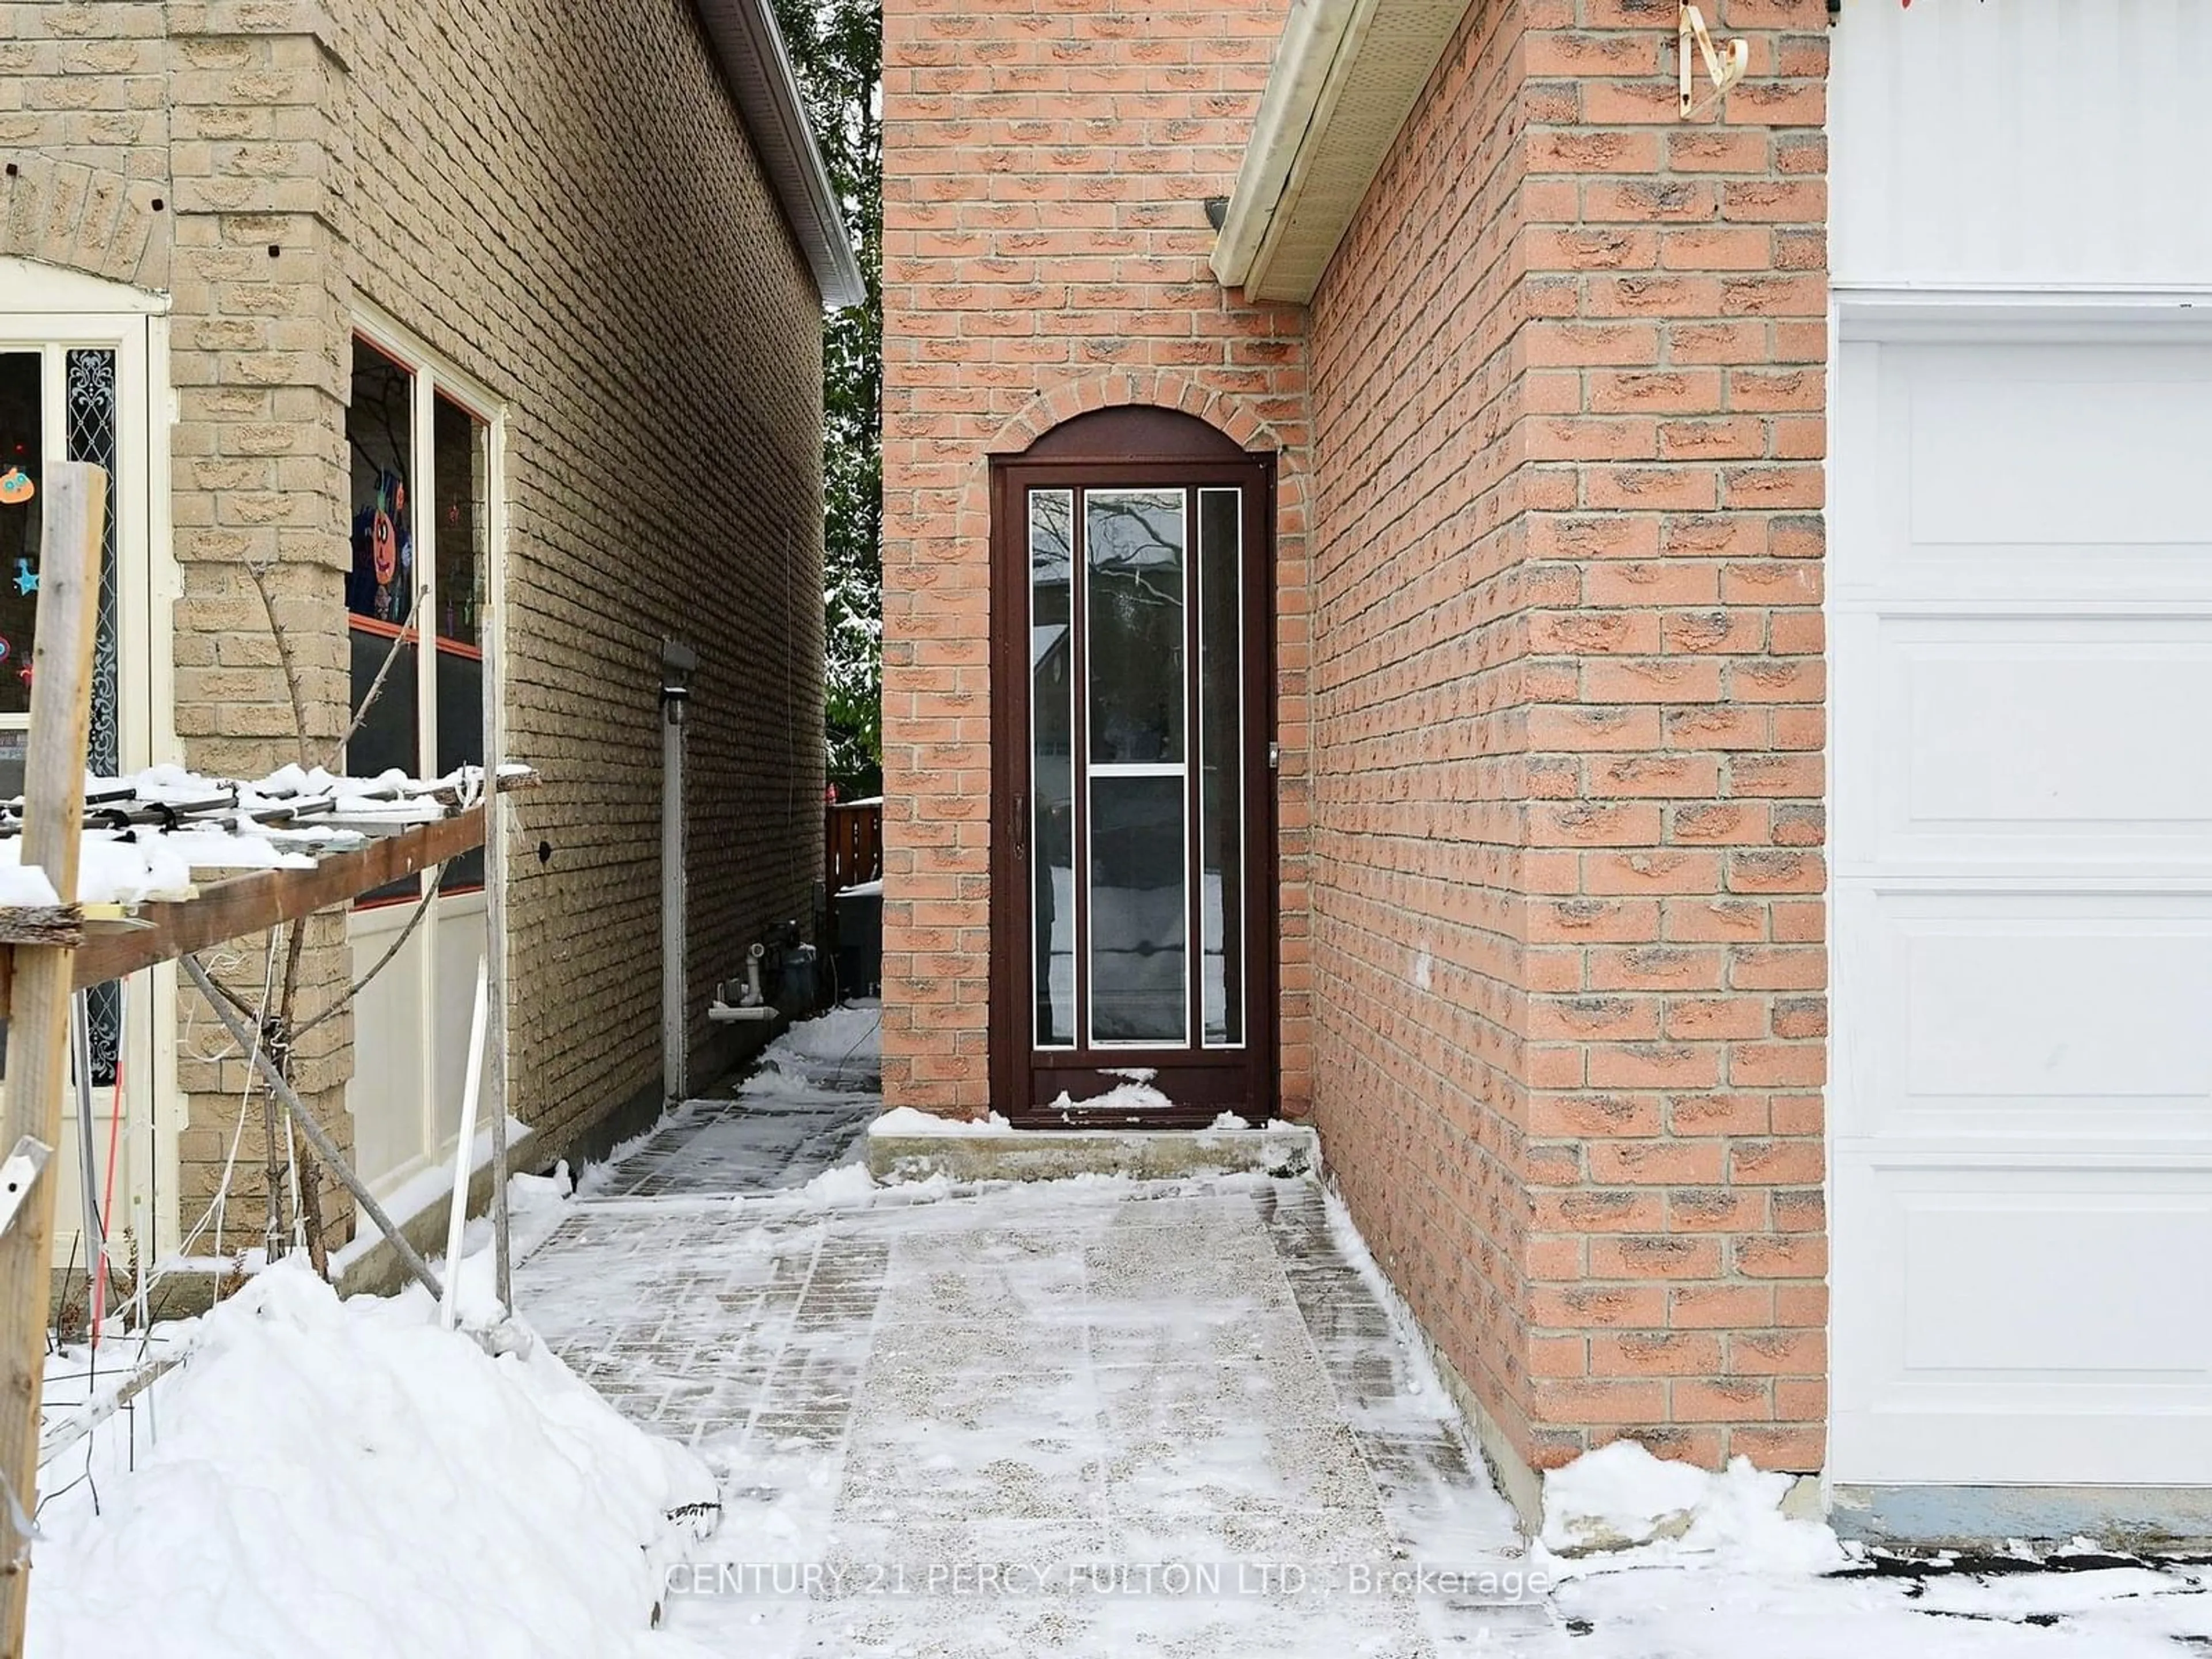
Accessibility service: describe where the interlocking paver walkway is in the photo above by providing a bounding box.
[584,1016,882,1199]
[515,1028,1558,1656]
[516,1011,2212,1657]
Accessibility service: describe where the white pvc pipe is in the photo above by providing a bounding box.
[661,666,691,1102]
[437,955,491,1331]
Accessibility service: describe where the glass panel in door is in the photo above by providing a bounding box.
[1197,487,1244,1047]
[1025,482,1248,1069]
[1085,488,1187,1046]
[1029,489,1076,1047]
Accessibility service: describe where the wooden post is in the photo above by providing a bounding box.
[0,463,107,1657]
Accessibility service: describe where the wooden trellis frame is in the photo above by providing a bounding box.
[0,462,534,1652]
[0,792,525,1000]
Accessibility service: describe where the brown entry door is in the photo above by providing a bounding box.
[993,427,1274,1127]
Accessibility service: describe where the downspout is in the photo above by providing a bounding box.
[660,639,698,1103]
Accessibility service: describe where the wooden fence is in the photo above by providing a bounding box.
[825,797,882,898]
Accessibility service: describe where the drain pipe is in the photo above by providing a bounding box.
[660,639,698,1103]
[709,941,778,1024]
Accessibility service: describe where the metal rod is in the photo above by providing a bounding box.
[178,953,443,1303]
[437,957,490,1331]
[483,627,512,1315]
[68,993,105,1327]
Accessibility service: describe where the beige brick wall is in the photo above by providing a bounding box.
[1,0,828,1238]
[1306,0,1830,1475]
[169,5,357,1242]
[339,0,828,1157]
[5,0,361,1243]
[0,1,171,290]
[881,0,1313,1118]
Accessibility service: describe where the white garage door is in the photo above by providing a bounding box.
[1831,326,2212,1486]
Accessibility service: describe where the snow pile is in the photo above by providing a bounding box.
[433,1169,589,1319]
[0,859,59,905]
[744,1001,882,1096]
[0,833,206,907]
[1046,1079,1175,1115]
[868,1105,1012,1136]
[575,1113,683,1194]
[325,1120,541,1281]
[766,999,881,1065]
[1539,1440,1846,1573]
[0,762,527,908]
[28,1260,715,1659]
[794,1161,876,1203]
[128,759,505,823]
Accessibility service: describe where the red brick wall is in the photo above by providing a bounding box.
[880,0,1313,1117]
[1306,0,1541,1465]
[1306,0,1831,1475]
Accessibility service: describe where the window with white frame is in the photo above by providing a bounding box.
[344,329,497,899]
[0,343,124,771]
[0,327,143,1086]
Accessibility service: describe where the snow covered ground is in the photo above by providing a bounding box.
[28,1003,2212,1656]
[581,1002,882,1199]
[518,1172,1552,1654]
[26,1263,717,1659]
[521,1005,2212,1658]
[1532,1441,2212,1655]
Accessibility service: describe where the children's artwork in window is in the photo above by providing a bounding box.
[342,331,500,902]
[347,340,414,627]
[346,337,420,903]
[0,352,43,721]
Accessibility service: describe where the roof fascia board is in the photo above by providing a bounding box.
[695,0,867,310]
[1211,0,1375,293]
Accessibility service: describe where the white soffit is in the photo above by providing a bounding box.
[1211,0,1473,304]
[695,0,866,309]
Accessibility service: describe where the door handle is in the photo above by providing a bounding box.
[1012,791,1026,858]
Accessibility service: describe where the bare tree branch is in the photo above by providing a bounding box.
[240,569,436,1271]
[199,741,304,1267]
[242,558,313,771]
[199,968,263,1024]
[221,431,449,1277]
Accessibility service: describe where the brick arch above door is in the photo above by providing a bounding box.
[985,372,1308,521]
[0,168,172,294]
